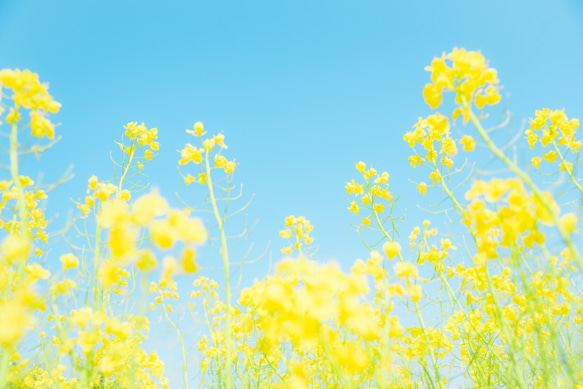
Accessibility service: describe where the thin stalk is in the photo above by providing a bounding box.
[371,205,443,389]
[552,140,583,197]
[118,143,135,194]
[204,151,233,389]
[467,107,583,272]
[162,302,189,389]
[0,346,11,389]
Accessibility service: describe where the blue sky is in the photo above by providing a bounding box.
[1,0,583,385]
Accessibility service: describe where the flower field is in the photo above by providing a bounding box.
[0,48,582,388]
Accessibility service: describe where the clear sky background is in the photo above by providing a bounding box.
[1,0,583,385]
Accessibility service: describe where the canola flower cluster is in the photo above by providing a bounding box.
[0,48,583,389]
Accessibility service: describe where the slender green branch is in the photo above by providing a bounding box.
[468,106,583,272]
[204,151,233,389]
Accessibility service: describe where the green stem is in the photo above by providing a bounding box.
[118,144,135,195]
[468,107,583,272]
[9,117,28,238]
[204,151,232,389]
[431,161,528,388]
[162,303,189,389]
[371,205,442,389]
[552,140,583,197]
[0,347,11,389]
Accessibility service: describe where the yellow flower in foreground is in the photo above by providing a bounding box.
[408,284,422,302]
[0,301,31,346]
[382,241,401,259]
[560,213,578,235]
[134,249,157,272]
[25,263,51,281]
[60,253,79,270]
[180,247,198,273]
[131,191,169,226]
[162,256,178,280]
[1,235,31,264]
[394,262,418,279]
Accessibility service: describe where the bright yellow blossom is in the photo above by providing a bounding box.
[383,241,401,259]
[60,253,79,270]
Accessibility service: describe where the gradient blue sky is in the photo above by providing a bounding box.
[1,0,583,385]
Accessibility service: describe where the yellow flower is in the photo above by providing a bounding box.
[149,219,175,249]
[355,161,366,173]
[543,150,557,163]
[144,148,154,160]
[409,155,423,168]
[1,235,31,264]
[187,121,205,137]
[284,215,296,227]
[347,200,359,215]
[29,111,55,139]
[70,307,93,328]
[559,213,578,235]
[531,156,542,169]
[423,48,500,111]
[394,262,418,279]
[0,69,61,113]
[429,171,441,184]
[50,279,77,295]
[364,168,377,180]
[6,108,20,124]
[99,261,123,288]
[162,256,178,279]
[373,202,384,214]
[459,135,476,151]
[213,133,227,148]
[60,253,79,270]
[475,85,501,109]
[345,180,364,196]
[202,138,215,151]
[0,301,31,346]
[134,249,157,272]
[440,137,457,157]
[382,241,401,259]
[131,191,169,226]
[180,247,198,273]
[178,144,203,165]
[408,284,422,302]
[559,161,572,173]
[417,182,427,196]
[215,154,227,168]
[184,174,196,185]
[224,160,236,174]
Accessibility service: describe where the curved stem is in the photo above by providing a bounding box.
[468,107,583,272]
[204,151,233,389]
[551,140,583,197]
[371,205,443,389]
[162,302,189,389]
